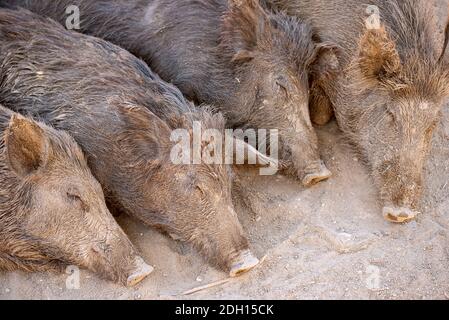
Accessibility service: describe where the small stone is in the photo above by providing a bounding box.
[134,293,142,300]
[256,216,262,222]
[196,276,203,282]
[5,288,10,293]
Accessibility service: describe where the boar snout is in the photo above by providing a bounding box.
[301,159,332,187]
[185,202,259,277]
[90,228,153,286]
[287,112,332,186]
[126,256,154,287]
[91,245,153,286]
[228,249,260,277]
[382,181,422,224]
[382,206,419,224]
[378,155,424,223]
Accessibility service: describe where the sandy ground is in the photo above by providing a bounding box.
[1,1,449,300]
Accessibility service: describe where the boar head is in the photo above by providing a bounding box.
[1,114,152,285]
[221,0,339,185]
[111,105,272,276]
[350,18,449,223]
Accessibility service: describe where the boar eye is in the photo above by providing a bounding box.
[275,77,289,95]
[386,109,396,124]
[67,193,88,211]
[195,186,205,197]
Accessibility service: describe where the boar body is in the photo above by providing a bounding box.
[0,0,340,186]
[266,0,449,222]
[0,9,259,275]
[0,105,152,286]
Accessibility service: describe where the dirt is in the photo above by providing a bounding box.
[1,1,449,300]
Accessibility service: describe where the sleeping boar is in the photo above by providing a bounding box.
[0,105,153,286]
[0,8,266,276]
[0,0,340,186]
[266,0,449,223]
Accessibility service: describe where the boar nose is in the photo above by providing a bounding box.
[301,160,332,186]
[126,256,154,287]
[382,206,419,224]
[229,250,259,277]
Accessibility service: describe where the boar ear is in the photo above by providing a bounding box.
[117,104,172,157]
[223,0,269,63]
[357,26,402,85]
[5,114,50,177]
[231,50,256,63]
[309,43,340,80]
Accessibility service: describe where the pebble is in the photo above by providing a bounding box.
[196,276,203,282]
[134,294,142,300]
[256,216,262,222]
[5,288,10,294]
[338,232,353,243]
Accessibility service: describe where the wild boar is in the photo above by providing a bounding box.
[0,8,266,276]
[265,0,449,223]
[0,105,153,286]
[0,0,340,186]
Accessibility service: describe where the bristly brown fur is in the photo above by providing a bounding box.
[0,8,259,272]
[266,0,449,216]
[0,105,133,280]
[0,0,339,183]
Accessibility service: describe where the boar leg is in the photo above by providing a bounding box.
[310,85,334,126]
